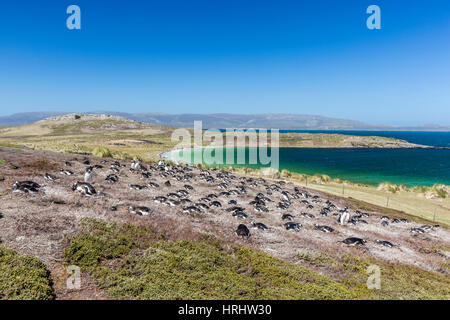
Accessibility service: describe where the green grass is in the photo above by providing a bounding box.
[297,251,450,299]
[0,246,54,300]
[91,146,113,158]
[64,218,450,300]
[64,218,355,300]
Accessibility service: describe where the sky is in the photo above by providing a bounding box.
[0,0,449,126]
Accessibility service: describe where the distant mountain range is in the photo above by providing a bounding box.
[0,111,449,131]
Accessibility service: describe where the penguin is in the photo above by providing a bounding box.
[320,208,330,216]
[282,214,294,221]
[342,237,366,246]
[128,206,151,216]
[284,222,301,232]
[254,205,269,213]
[236,224,251,239]
[153,196,168,204]
[60,169,74,175]
[381,220,389,227]
[129,184,148,190]
[65,161,72,167]
[147,181,160,188]
[314,224,334,233]
[232,211,248,219]
[184,184,193,190]
[228,200,237,205]
[84,166,93,182]
[411,227,425,234]
[210,201,222,208]
[164,180,171,187]
[183,205,202,214]
[180,198,192,205]
[44,173,58,181]
[72,182,96,196]
[166,199,180,206]
[105,174,119,183]
[375,240,394,248]
[250,221,268,230]
[338,207,350,225]
[196,203,210,211]
[300,212,315,219]
[11,181,41,193]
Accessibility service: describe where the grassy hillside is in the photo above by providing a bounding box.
[0,114,428,162]
[0,246,54,300]
[63,218,450,300]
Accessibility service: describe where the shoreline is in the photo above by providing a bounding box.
[158,146,450,189]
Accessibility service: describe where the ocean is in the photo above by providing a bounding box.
[168,131,450,187]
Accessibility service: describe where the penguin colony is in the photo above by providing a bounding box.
[9,156,443,252]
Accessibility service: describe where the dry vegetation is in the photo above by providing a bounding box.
[0,147,449,299]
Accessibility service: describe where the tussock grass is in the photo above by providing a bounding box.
[91,146,113,158]
[297,251,450,299]
[0,246,54,300]
[64,218,355,300]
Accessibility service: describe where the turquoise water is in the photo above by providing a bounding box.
[169,147,450,187]
[278,131,450,148]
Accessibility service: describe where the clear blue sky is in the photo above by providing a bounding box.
[0,0,449,125]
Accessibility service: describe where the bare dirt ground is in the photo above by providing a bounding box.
[0,147,448,299]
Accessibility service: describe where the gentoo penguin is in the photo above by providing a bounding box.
[338,207,350,225]
[314,224,334,233]
[166,199,180,206]
[105,174,119,183]
[84,167,93,182]
[11,181,41,193]
[72,182,96,196]
[381,220,389,227]
[210,201,222,208]
[129,184,148,190]
[375,240,394,248]
[284,222,301,232]
[153,196,168,204]
[130,160,141,171]
[410,227,425,234]
[65,161,72,167]
[164,180,171,187]
[228,200,237,205]
[250,221,268,230]
[127,206,151,216]
[282,214,294,221]
[183,205,202,214]
[147,181,160,188]
[342,237,366,246]
[236,224,251,239]
[44,173,58,181]
[60,169,74,175]
[232,211,248,219]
